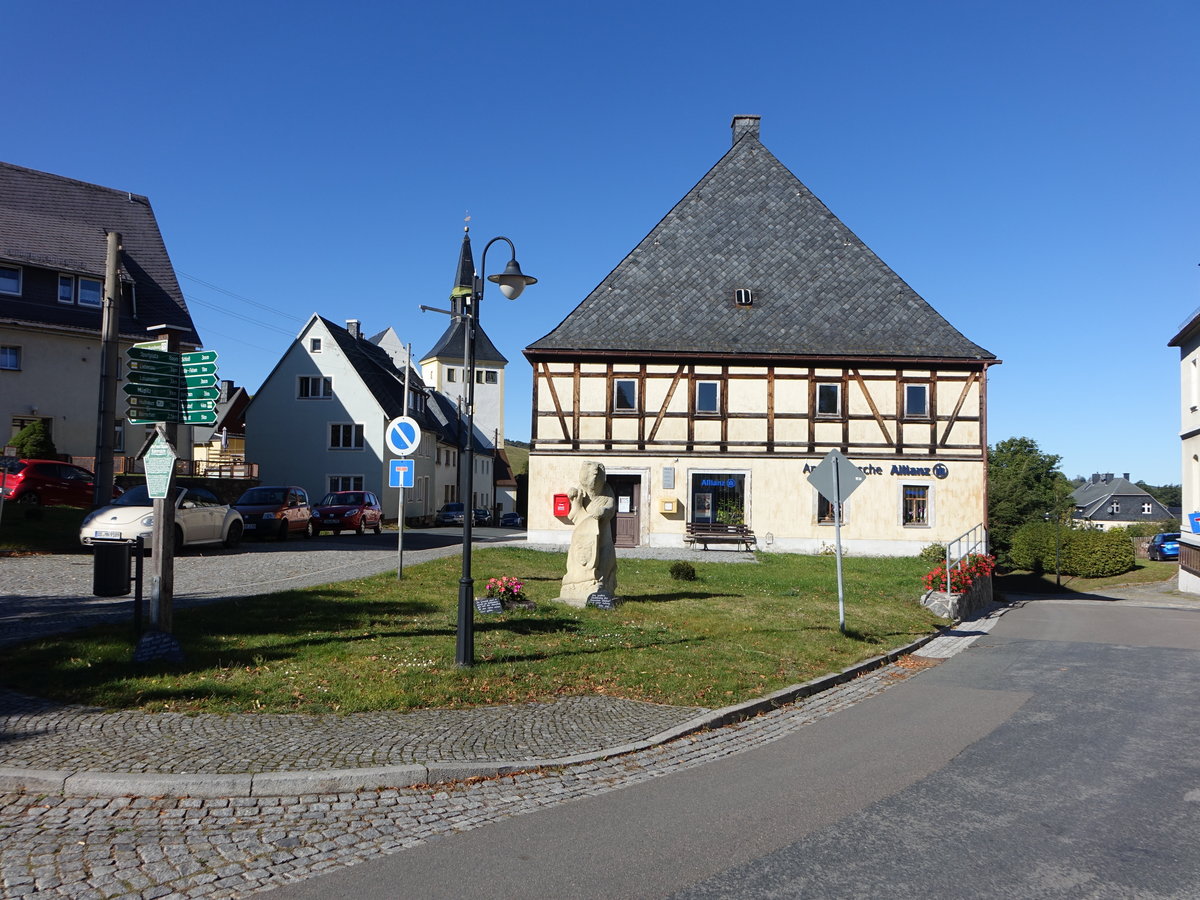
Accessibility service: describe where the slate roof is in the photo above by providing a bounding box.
[527,118,994,363]
[0,161,199,344]
[1071,475,1171,523]
[320,316,487,451]
[422,229,508,366]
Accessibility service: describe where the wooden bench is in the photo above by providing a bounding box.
[683,522,757,551]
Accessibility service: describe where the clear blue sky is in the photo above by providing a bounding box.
[8,1,1197,484]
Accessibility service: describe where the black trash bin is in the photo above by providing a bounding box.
[93,542,132,597]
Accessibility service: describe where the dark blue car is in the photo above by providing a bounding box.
[1147,532,1180,561]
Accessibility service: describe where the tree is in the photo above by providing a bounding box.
[988,436,1072,565]
[9,420,56,459]
[1136,481,1182,508]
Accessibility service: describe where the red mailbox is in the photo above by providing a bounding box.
[553,493,570,516]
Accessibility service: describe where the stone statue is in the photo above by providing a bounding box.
[557,460,618,606]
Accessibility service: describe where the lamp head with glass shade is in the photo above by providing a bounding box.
[488,257,538,299]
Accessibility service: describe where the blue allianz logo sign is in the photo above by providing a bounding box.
[700,479,737,488]
[933,464,949,480]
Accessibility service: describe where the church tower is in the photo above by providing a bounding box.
[420,227,508,449]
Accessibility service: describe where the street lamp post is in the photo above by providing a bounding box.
[455,236,536,667]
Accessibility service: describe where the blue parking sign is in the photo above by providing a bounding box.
[389,459,415,489]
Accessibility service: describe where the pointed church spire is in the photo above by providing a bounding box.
[449,224,475,317]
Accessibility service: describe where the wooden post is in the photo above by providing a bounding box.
[93,231,122,506]
[146,325,187,635]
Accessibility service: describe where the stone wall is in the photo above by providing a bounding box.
[921,574,993,621]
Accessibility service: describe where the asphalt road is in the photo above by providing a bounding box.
[261,594,1200,899]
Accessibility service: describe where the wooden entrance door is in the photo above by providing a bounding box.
[607,475,641,548]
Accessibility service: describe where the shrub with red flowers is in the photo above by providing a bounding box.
[922,553,995,594]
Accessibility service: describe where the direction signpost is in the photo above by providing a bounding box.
[124,346,220,426]
[807,449,867,633]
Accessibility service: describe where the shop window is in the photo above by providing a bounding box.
[903,485,929,526]
[691,472,746,524]
[614,378,638,412]
[696,381,720,414]
[905,384,929,418]
[817,383,840,416]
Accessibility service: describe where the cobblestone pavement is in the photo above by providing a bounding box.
[0,543,997,900]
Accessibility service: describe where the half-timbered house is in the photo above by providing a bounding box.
[524,116,999,555]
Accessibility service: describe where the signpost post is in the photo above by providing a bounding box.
[806,449,866,633]
[386,415,421,580]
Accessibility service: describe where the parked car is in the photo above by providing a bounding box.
[1147,532,1180,561]
[80,485,242,551]
[312,491,383,535]
[434,502,465,527]
[0,458,117,507]
[499,512,525,528]
[233,485,313,540]
[473,507,492,526]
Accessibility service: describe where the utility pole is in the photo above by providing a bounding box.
[94,231,122,506]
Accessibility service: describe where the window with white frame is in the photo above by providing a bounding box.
[446,367,457,382]
[902,484,930,526]
[0,346,20,370]
[1142,502,1152,514]
[329,423,364,449]
[298,376,332,398]
[58,275,75,304]
[613,378,638,412]
[696,381,720,414]
[816,383,840,416]
[905,384,929,418]
[329,475,363,492]
[0,265,20,295]
[817,493,846,524]
[310,338,322,352]
[77,277,103,308]
[1109,501,1120,515]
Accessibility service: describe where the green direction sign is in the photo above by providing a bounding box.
[181,350,218,365]
[184,411,218,425]
[126,408,183,424]
[185,374,219,389]
[182,363,217,377]
[128,359,179,375]
[127,371,182,388]
[126,395,182,413]
[124,383,181,400]
[127,346,180,364]
[185,399,216,412]
[186,386,221,401]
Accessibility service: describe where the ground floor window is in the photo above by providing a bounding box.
[691,473,746,524]
[329,474,363,492]
[817,493,846,524]
[903,484,930,526]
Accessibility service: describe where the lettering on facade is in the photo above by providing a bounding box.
[799,461,949,478]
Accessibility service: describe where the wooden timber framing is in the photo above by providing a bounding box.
[528,355,992,463]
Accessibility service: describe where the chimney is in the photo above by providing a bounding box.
[1091,473,1101,484]
[1123,473,1130,481]
[219,379,233,402]
[346,319,361,339]
[731,115,761,145]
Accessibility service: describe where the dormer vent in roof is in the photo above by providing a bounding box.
[731,115,761,145]
[735,288,754,307]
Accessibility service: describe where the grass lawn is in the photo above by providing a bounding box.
[995,560,1178,596]
[1,548,943,714]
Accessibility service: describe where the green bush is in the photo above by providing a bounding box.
[1061,529,1135,578]
[918,542,946,564]
[669,561,697,581]
[1009,522,1058,573]
[9,420,56,459]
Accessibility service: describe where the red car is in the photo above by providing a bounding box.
[0,458,113,507]
[312,490,383,535]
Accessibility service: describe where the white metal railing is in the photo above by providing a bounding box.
[943,524,989,593]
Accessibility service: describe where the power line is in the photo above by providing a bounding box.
[184,293,296,336]
[177,270,303,322]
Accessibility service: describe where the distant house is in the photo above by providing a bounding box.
[1070,473,1173,530]
[0,161,200,459]
[524,116,997,554]
[1169,311,1200,591]
[192,380,253,476]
